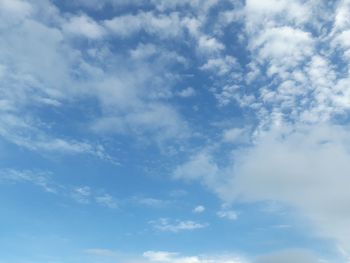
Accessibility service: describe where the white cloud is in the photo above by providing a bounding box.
[91,103,189,142]
[62,14,105,39]
[251,26,314,69]
[0,0,33,21]
[222,128,247,144]
[198,36,225,54]
[193,205,205,213]
[333,0,350,32]
[245,0,310,31]
[150,218,207,232]
[82,249,326,263]
[200,56,238,76]
[217,210,238,221]
[175,124,350,254]
[72,186,92,204]
[71,0,147,10]
[0,0,192,156]
[95,194,118,209]
[104,12,184,39]
[173,151,219,184]
[84,248,118,257]
[214,85,241,106]
[177,87,196,98]
[143,251,246,263]
[0,169,57,193]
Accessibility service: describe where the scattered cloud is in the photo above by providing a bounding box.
[193,205,205,213]
[150,218,208,233]
[0,169,58,193]
[217,210,238,221]
[62,14,106,39]
[177,87,197,98]
[71,186,92,204]
[95,194,118,209]
[143,251,247,263]
[222,128,247,144]
[133,197,169,208]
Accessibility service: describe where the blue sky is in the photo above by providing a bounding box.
[1,0,350,262]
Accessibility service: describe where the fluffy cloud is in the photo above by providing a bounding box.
[177,87,196,98]
[0,0,196,157]
[193,205,205,213]
[104,12,184,39]
[175,123,350,254]
[62,14,106,39]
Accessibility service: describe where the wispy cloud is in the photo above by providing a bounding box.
[149,218,208,233]
[0,169,58,193]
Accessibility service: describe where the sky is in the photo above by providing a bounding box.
[1,0,350,262]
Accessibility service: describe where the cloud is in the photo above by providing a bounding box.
[62,14,106,39]
[71,186,92,204]
[0,0,194,157]
[104,12,184,39]
[174,123,350,254]
[200,56,238,76]
[226,124,350,251]
[216,210,238,221]
[193,205,205,213]
[143,251,246,263]
[198,36,225,54]
[173,151,220,184]
[0,169,58,193]
[222,128,247,144]
[71,186,119,208]
[253,249,326,263]
[0,169,119,209]
[133,197,169,208]
[149,218,207,232]
[177,87,196,98]
[0,0,33,21]
[95,194,118,209]
[245,0,310,31]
